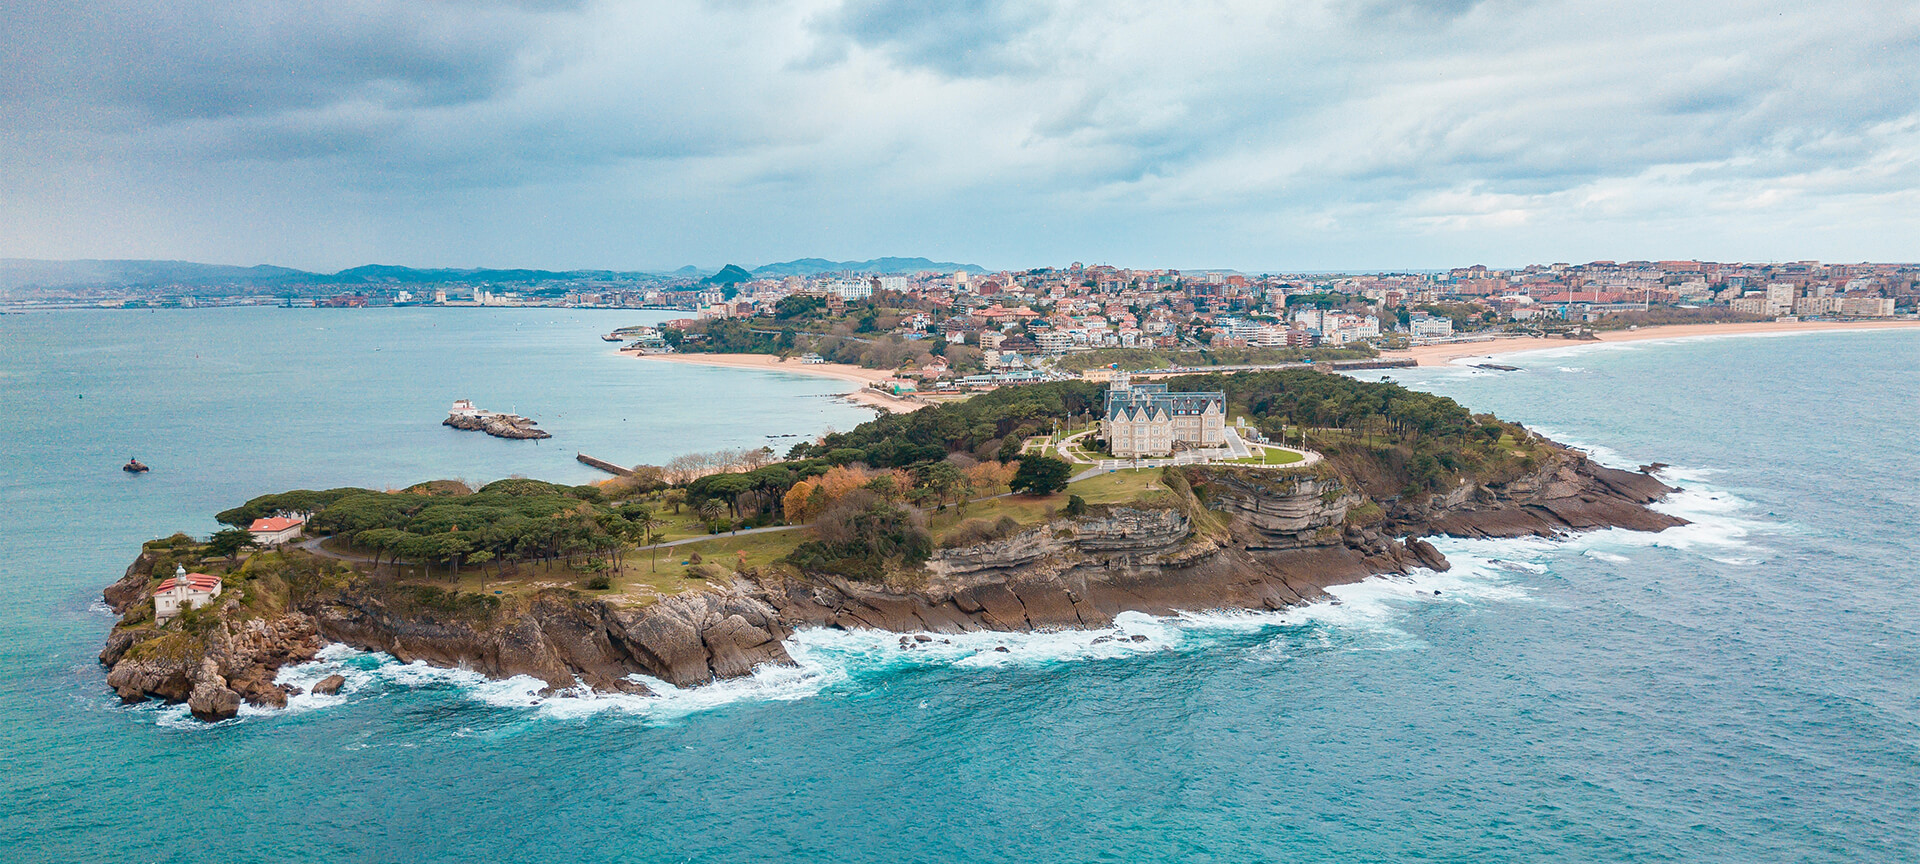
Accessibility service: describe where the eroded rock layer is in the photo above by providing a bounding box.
[99,451,1680,718]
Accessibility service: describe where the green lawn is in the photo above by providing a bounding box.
[1069,467,1169,503]
[642,530,805,582]
[925,468,1170,542]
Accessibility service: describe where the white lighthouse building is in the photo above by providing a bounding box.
[154,564,222,623]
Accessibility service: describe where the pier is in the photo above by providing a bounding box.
[575,453,634,476]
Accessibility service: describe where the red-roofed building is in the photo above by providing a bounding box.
[249,516,306,547]
[155,565,223,623]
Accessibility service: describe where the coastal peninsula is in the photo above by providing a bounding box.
[100,372,1685,720]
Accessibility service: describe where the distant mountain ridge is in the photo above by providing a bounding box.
[2,256,989,291]
[0,259,639,291]
[748,257,987,277]
[0,259,311,290]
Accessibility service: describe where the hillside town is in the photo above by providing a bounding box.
[7,260,1915,328]
[605,259,1912,386]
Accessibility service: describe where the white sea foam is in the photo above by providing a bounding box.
[181,460,1768,727]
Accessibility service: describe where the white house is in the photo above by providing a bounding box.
[248,516,306,547]
[154,565,222,623]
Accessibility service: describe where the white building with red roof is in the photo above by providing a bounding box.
[155,565,222,623]
[248,515,306,547]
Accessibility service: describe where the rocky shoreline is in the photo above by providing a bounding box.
[98,449,1683,721]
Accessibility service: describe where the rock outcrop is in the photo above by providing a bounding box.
[99,554,797,713]
[1385,456,1685,538]
[443,411,551,440]
[100,449,1681,720]
[309,583,792,692]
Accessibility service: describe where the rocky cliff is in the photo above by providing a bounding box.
[100,451,1681,720]
[98,550,794,720]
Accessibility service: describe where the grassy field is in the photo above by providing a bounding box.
[924,468,1169,542]
[317,532,759,605]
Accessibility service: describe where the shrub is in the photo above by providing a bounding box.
[584,573,612,590]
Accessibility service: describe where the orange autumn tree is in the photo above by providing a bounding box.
[783,479,818,523]
[964,460,1018,496]
[785,465,900,523]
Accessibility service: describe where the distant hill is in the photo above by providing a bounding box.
[0,259,647,292]
[750,257,987,277]
[0,256,990,293]
[0,259,310,291]
[700,264,752,286]
[327,265,626,284]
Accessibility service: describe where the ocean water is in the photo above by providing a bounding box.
[3,314,1918,863]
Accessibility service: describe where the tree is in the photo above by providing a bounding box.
[912,461,963,506]
[1065,494,1087,517]
[466,549,494,587]
[1009,455,1071,497]
[783,479,818,523]
[630,508,665,572]
[205,528,256,562]
[663,489,687,514]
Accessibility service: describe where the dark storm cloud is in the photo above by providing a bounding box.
[0,0,579,123]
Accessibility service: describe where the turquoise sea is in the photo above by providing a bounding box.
[3,311,1917,863]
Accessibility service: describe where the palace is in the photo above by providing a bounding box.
[1102,371,1226,457]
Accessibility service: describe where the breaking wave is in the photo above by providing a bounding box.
[141,460,1770,729]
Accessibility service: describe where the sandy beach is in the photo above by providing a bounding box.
[622,350,929,412]
[1383,319,1920,367]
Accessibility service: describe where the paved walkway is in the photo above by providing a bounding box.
[1056,428,1097,464]
[1222,426,1254,459]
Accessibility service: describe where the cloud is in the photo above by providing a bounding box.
[0,0,1916,270]
[816,0,1053,77]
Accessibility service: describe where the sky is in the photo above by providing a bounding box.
[2,0,1916,272]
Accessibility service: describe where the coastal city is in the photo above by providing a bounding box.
[11,256,1914,401]
[7,260,1913,347]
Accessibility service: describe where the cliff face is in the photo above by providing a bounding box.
[309,585,792,692]
[98,553,795,720]
[99,553,326,720]
[100,454,1682,720]
[765,481,1441,635]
